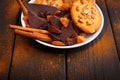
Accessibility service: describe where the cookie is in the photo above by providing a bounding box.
[62,0,74,7]
[34,0,63,8]
[71,0,102,33]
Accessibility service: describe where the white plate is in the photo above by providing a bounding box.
[21,0,104,49]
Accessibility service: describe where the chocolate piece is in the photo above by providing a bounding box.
[28,11,47,29]
[49,15,63,29]
[25,3,60,16]
[38,11,50,18]
[60,22,77,45]
[66,37,76,45]
[58,10,69,17]
[24,3,80,45]
[40,22,49,30]
[50,34,60,41]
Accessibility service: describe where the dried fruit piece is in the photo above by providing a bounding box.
[53,10,61,16]
[60,17,69,28]
[48,25,62,34]
[47,15,52,21]
[23,15,28,21]
[23,16,30,27]
[77,36,85,43]
[52,41,65,46]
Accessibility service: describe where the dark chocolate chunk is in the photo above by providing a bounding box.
[60,22,77,45]
[50,34,61,41]
[40,22,49,30]
[25,3,60,16]
[38,10,51,18]
[58,10,69,17]
[49,15,63,29]
[28,11,47,29]
[66,37,76,45]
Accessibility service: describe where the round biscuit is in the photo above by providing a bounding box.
[71,1,102,33]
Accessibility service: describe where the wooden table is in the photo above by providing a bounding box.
[0,0,120,80]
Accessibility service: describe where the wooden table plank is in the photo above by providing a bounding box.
[9,0,66,80]
[0,0,20,80]
[105,0,120,59]
[66,0,120,80]
[9,35,66,80]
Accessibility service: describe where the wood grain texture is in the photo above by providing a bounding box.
[1,0,120,80]
[9,0,66,80]
[0,0,20,80]
[66,0,120,80]
[105,0,120,59]
[9,35,66,80]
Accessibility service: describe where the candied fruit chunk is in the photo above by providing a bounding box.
[77,36,85,43]
[48,25,62,34]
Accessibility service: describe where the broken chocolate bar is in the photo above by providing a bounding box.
[60,22,77,45]
[28,11,47,29]
[25,3,60,16]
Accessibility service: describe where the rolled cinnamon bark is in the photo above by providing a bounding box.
[15,29,52,43]
[9,24,50,34]
[16,0,28,16]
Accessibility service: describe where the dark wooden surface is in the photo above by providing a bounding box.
[0,0,120,80]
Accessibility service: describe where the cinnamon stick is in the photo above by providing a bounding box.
[9,24,50,34]
[15,29,52,43]
[17,0,28,16]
